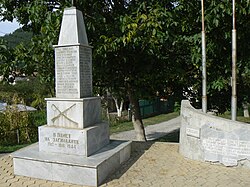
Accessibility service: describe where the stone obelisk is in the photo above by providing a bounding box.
[40,6,110,156]
[12,7,131,187]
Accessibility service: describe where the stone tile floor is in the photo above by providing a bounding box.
[1,142,250,187]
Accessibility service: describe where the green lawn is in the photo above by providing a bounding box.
[0,144,30,153]
[219,112,250,123]
[110,112,179,134]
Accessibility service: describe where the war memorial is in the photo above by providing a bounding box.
[12,6,131,186]
[7,2,250,187]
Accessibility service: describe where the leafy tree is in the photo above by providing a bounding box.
[0,39,15,80]
[173,0,250,113]
[94,2,185,141]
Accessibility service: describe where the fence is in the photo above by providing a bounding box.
[139,97,174,119]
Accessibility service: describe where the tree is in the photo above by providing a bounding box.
[0,39,15,81]
[173,0,250,113]
[94,2,185,141]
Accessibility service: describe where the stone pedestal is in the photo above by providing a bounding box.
[12,6,131,186]
[13,141,131,186]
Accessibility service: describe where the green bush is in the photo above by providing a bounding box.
[0,110,46,146]
[0,78,49,147]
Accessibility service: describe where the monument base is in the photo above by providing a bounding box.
[12,140,131,186]
[39,123,109,156]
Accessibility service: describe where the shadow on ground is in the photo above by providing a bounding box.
[154,129,180,143]
[104,129,180,184]
[104,141,155,183]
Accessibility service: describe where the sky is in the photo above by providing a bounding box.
[0,19,21,36]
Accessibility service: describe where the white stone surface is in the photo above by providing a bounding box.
[39,123,109,156]
[58,7,88,45]
[46,97,101,128]
[54,45,92,98]
[179,100,250,167]
[12,141,131,186]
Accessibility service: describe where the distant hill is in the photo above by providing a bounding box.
[0,28,33,48]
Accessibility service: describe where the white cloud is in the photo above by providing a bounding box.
[0,19,21,36]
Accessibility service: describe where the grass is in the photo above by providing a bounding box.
[218,112,250,123]
[109,111,179,134]
[0,144,30,153]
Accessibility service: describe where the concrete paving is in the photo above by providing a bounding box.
[1,117,250,186]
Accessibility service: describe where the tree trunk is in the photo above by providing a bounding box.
[128,88,147,141]
[113,96,124,117]
[243,103,249,118]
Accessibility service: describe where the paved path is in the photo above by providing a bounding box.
[1,117,250,186]
[1,143,250,187]
[110,116,181,141]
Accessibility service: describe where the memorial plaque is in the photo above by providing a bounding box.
[186,127,200,138]
[55,45,92,98]
[55,46,79,98]
[39,123,109,156]
[79,46,92,97]
[39,126,86,156]
[201,123,250,166]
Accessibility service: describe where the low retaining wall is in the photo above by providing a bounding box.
[179,100,250,168]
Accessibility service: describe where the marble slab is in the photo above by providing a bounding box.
[201,123,250,166]
[54,45,92,99]
[46,97,101,128]
[39,123,109,157]
[12,140,131,186]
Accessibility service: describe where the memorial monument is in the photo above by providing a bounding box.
[179,100,250,168]
[12,6,131,186]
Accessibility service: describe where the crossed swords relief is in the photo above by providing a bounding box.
[51,104,78,127]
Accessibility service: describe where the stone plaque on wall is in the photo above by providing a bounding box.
[201,123,250,166]
[186,127,200,138]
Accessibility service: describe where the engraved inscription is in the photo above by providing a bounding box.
[44,132,79,149]
[202,137,250,157]
[51,104,78,126]
[79,46,92,96]
[55,47,79,96]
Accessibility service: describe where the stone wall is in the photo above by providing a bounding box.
[179,100,250,168]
